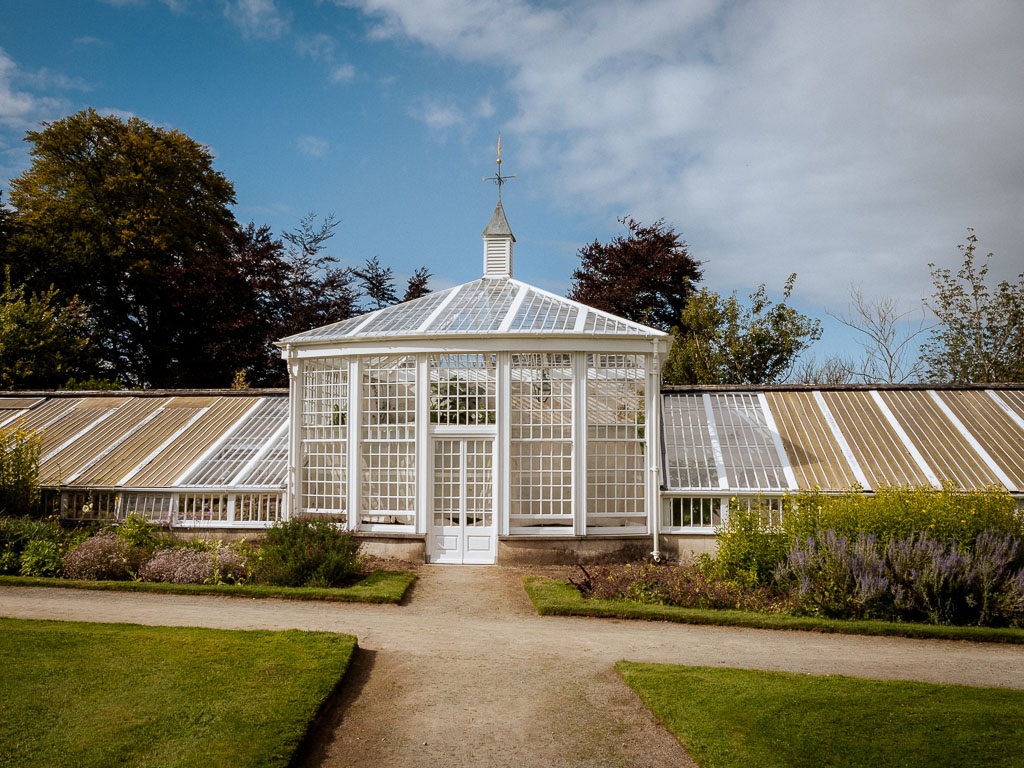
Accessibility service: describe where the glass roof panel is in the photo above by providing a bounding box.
[583,312,648,335]
[182,397,288,486]
[423,278,518,333]
[661,394,719,490]
[509,288,579,332]
[355,286,458,336]
[709,393,789,491]
[235,424,288,487]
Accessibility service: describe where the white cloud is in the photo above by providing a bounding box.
[411,100,464,130]
[475,96,495,119]
[297,33,335,60]
[351,0,1024,309]
[297,134,329,157]
[224,0,288,40]
[329,63,356,83]
[0,48,64,129]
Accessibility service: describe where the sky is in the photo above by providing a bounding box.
[2,0,1023,365]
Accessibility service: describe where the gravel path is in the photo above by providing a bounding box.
[3,567,1023,767]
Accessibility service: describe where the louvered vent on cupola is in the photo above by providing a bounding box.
[482,200,515,278]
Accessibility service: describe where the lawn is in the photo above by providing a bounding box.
[0,568,416,603]
[617,662,1024,768]
[0,617,356,768]
[523,576,1024,643]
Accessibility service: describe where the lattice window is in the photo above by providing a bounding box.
[465,439,493,527]
[586,353,646,528]
[178,493,229,524]
[236,493,283,523]
[301,358,348,517]
[361,355,416,525]
[121,492,175,522]
[62,491,117,521]
[662,497,721,529]
[429,353,496,425]
[510,353,574,524]
[432,438,459,527]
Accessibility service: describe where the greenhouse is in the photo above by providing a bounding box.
[3,201,1024,565]
[278,201,670,563]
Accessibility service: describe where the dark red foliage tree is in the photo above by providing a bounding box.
[568,217,702,331]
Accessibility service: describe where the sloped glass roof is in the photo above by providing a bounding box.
[661,388,1024,494]
[279,277,663,344]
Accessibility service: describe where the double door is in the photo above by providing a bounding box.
[429,437,495,564]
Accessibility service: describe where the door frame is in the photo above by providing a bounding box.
[427,428,497,564]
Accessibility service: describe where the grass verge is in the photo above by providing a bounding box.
[0,569,416,603]
[0,617,356,768]
[616,662,1024,768]
[523,576,1024,644]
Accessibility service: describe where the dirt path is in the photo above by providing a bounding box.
[3,568,1023,767]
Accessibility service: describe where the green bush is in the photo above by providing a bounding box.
[785,485,1023,545]
[250,518,361,588]
[115,514,161,549]
[713,500,789,587]
[714,486,1023,588]
[0,423,41,516]
[0,515,89,576]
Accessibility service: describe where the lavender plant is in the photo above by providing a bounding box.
[64,531,147,581]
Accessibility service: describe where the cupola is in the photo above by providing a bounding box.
[482,200,515,277]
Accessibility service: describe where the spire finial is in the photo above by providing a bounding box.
[482,133,515,201]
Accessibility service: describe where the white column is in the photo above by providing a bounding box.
[416,354,430,536]
[497,351,511,537]
[572,352,588,536]
[347,357,362,531]
[646,348,661,553]
[286,352,303,521]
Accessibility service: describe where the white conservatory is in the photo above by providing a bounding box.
[279,201,671,564]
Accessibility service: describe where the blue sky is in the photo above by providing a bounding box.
[2,0,1023,368]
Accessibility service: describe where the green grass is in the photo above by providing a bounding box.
[0,568,416,603]
[523,576,1024,643]
[0,617,356,768]
[616,662,1024,768]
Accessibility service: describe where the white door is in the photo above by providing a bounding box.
[429,437,496,564]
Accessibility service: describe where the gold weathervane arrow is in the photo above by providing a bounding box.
[483,133,515,201]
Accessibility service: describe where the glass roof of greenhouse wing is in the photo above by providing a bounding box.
[660,387,1024,495]
[0,392,288,491]
[278,277,666,344]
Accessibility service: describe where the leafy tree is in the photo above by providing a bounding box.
[0,272,93,390]
[404,266,432,302]
[7,109,237,388]
[568,217,702,330]
[664,274,822,385]
[922,229,1024,383]
[354,256,398,310]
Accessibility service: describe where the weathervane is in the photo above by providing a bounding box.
[482,133,515,201]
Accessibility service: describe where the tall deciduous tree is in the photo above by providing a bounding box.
[663,275,822,385]
[829,286,931,384]
[568,217,702,330]
[922,229,1024,383]
[7,109,237,388]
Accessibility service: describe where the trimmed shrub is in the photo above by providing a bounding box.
[64,531,147,581]
[250,518,361,588]
[138,545,248,584]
